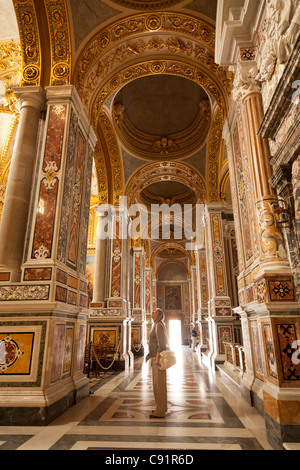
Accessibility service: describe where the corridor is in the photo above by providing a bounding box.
[0,347,273,451]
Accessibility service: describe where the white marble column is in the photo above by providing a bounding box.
[91,206,110,307]
[0,86,45,281]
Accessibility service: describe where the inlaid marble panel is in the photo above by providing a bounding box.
[277,323,300,381]
[262,323,278,380]
[250,320,264,380]
[62,326,74,376]
[232,123,253,265]
[57,109,78,264]
[51,324,66,383]
[77,324,87,371]
[32,105,66,260]
[80,145,94,275]
[68,131,85,267]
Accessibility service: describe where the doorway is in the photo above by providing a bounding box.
[168,319,182,353]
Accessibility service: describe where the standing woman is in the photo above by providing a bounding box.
[147,308,169,418]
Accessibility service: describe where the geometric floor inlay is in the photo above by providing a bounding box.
[0,347,274,451]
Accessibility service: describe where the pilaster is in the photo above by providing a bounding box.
[131,245,146,357]
[203,203,236,367]
[0,85,96,425]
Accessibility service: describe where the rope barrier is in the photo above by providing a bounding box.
[92,341,121,372]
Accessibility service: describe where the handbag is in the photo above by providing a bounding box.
[159,350,176,370]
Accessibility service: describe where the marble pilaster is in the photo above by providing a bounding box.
[0,85,97,425]
[195,247,209,352]
[203,204,236,367]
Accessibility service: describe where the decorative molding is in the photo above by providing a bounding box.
[109,0,182,10]
[44,0,71,85]
[12,0,41,85]
[74,12,218,101]
[0,285,50,301]
[125,160,206,207]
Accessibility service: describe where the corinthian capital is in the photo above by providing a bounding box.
[232,63,261,102]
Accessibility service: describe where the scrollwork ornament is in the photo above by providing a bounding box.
[256,198,287,260]
[52,62,69,80]
[145,14,163,31]
[22,64,40,83]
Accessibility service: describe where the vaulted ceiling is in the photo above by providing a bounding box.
[0,0,233,276]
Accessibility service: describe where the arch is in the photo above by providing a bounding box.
[125,160,206,206]
[156,259,189,280]
[95,109,124,205]
[151,242,192,265]
[72,12,232,205]
[151,241,192,279]
[12,0,71,87]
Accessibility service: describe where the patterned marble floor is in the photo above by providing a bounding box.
[0,347,274,451]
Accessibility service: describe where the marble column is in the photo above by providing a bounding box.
[0,85,96,425]
[91,206,110,307]
[0,86,45,281]
[232,62,300,448]
[89,204,133,368]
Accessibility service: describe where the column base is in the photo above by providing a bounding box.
[264,413,300,450]
[0,380,90,426]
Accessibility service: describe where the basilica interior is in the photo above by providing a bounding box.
[0,0,299,452]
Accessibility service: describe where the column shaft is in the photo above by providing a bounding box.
[0,87,45,280]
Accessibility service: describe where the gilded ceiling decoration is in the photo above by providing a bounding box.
[125,160,206,206]
[12,0,41,85]
[109,0,183,10]
[96,109,124,205]
[5,2,233,271]
[113,77,211,161]
[12,0,71,86]
[73,11,232,207]
[44,0,71,85]
[0,40,22,114]
[139,181,197,207]
[73,12,217,106]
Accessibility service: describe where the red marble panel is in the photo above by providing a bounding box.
[55,285,67,302]
[56,268,68,285]
[77,324,87,371]
[79,294,88,308]
[62,326,73,376]
[217,325,233,354]
[24,268,52,281]
[31,105,66,260]
[43,105,66,171]
[51,324,65,382]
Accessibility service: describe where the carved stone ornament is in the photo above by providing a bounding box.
[232,63,261,102]
[257,0,300,82]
